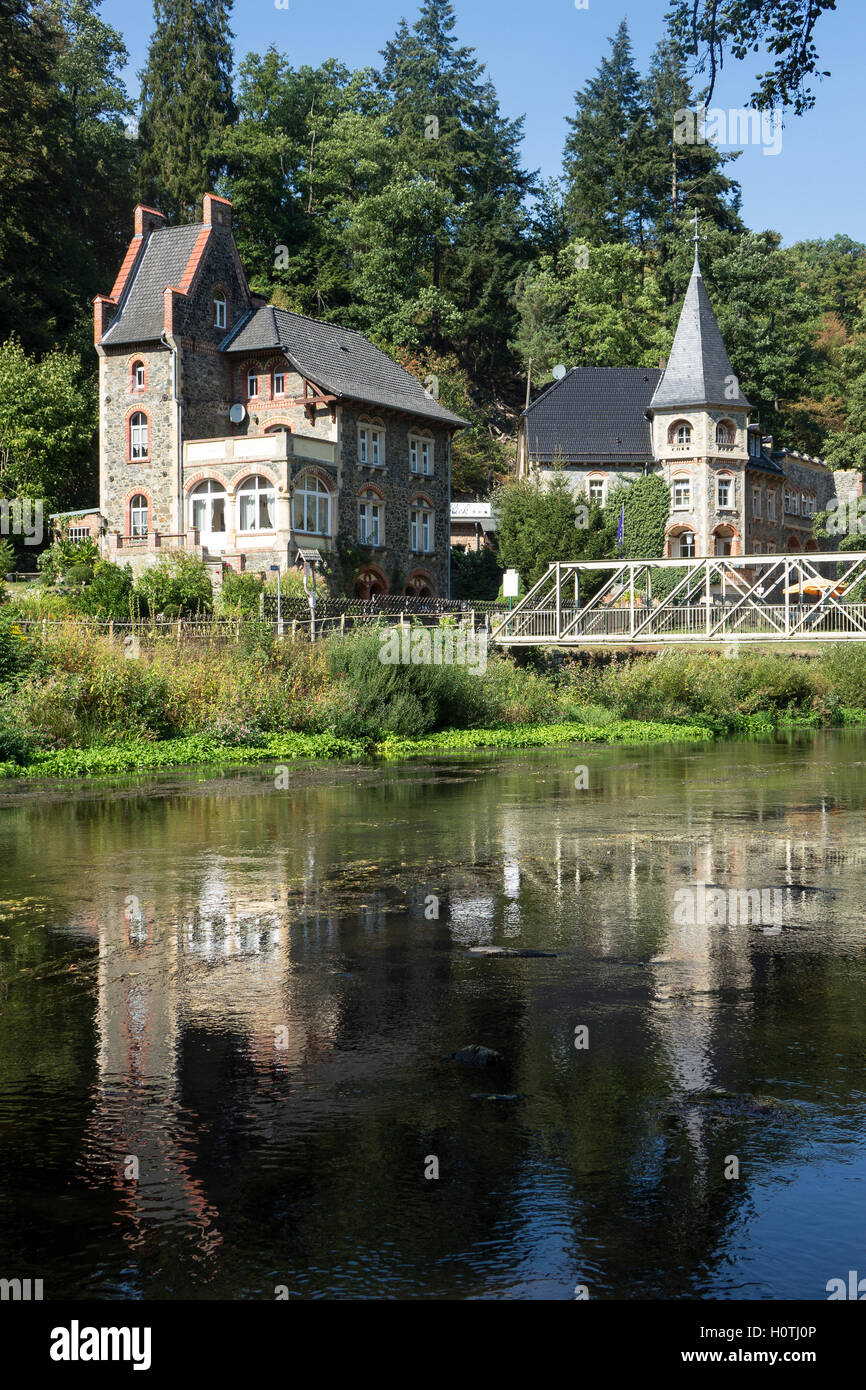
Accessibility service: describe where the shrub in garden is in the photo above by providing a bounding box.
[134,551,213,617]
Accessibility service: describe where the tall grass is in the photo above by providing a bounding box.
[1,616,866,762]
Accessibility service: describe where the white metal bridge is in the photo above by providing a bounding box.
[491,553,866,647]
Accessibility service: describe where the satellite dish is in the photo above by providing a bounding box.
[229,403,246,425]
[552,364,567,381]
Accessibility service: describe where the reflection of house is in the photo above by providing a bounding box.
[94,197,466,597]
[517,241,861,560]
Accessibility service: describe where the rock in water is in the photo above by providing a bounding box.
[444,1044,504,1067]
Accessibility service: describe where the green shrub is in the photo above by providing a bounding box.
[135,552,213,617]
[220,570,265,616]
[0,538,16,579]
[76,561,136,620]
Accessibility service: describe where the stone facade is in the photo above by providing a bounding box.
[95,198,459,596]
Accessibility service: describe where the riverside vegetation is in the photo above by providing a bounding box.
[1,610,866,779]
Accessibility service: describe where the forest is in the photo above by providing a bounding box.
[0,0,863,516]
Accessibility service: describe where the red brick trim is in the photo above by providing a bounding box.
[125,488,152,535]
[163,285,187,337]
[358,482,386,500]
[406,568,437,597]
[94,294,117,345]
[109,237,144,301]
[235,468,279,491]
[128,356,148,394]
[354,564,389,597]
[409,492,435,509]
[179,226,212,296]
[292,465,335,491]
[185,472,232,493]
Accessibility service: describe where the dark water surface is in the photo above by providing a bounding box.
[1,732,865,1300]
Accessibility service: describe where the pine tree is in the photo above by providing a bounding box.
[138,0,236,223]
[563,20,648,246]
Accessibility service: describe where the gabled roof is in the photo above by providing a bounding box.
[650,254,751,411]
[523,367,662,462]
[101,224,204,345]
[222,306,467,427]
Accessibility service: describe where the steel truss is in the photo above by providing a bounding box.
[492,553,866,646]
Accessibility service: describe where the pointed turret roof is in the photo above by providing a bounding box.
[650,252,750,411]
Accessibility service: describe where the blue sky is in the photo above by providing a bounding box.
[101,0,865,247]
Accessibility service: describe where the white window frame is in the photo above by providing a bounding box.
[672,478,690,510]
[214,295,227,330]
[68,526,91,543]
[716,422,735,447]
[237,475,276,533]
[129,496,148,538]
[292,474,331,536]
[247,368,260,399]
[189,479,228,535]
[767,491,776,520]
[132,362,145,391]
[678,531,696,559]
[358,424,384,467]
[587,477,606,506]
[273,368,286,397]
[410,506,435,554]
[409,434,434,476]
[717,475,733,509]
[785,491,799,516]
[130,411,149,460]
[672,422,692,446]
[359,491,382,546]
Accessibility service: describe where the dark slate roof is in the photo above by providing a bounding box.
[523,367,662,462]
[222,306,467,427]
[651,255,751,411]
[101,225,204,346]
[748,450,786,477]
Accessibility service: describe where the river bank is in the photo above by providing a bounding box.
[1,617,866,779]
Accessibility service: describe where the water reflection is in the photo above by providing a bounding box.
[0,732,865,1298]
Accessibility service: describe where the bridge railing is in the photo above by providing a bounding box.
[492,554,866,645]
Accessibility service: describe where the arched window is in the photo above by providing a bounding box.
[130,494,149,538]
[293,474,330,536]
[714,525,736,557]
[129,411,149,460]
[189,479,227,535]
[716,420,735,446]
[213,291,227,330]
[130,360,146,392]
[358,488,383,545]
[670,420,692,446]
[237,475,275,532]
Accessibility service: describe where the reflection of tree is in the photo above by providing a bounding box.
[3,733,866,1295]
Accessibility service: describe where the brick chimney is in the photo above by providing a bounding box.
[202,193,232,230]
[134,204,166,237]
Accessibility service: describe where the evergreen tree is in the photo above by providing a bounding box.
[563,20,648,246]
[138,0,236,222]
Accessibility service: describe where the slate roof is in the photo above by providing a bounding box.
[222,306,467,427]
[523,367,663,462]
[651,255,751,411]
[101,224,204,346]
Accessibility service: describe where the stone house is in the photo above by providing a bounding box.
[93,196,466,596]
[516,246,861,560]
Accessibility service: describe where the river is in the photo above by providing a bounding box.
[1,731,865,1300]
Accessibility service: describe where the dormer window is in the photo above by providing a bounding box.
[213,292,227,329]
[749,432,761,458]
